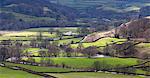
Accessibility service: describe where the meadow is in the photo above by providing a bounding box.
[25,27,78,33]
[0,67,41,78]
[71,37,127,48]
[22,57,138,69]
[54,37,83,45]
[5,62,72,73]
[48,72,145,78]
[0,27,149,78]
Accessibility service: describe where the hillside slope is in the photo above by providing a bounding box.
[83,16,150,42]
[119,16,150,38]
[0,0,78,30]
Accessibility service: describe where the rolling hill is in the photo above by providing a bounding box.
[0,0,150,30]
[0,0,79,30]
[119,16,150,38]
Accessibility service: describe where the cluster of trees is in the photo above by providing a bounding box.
[103,41,150,59]
[0,40,23,62]
[29,40,100,58]
[28,32,100,58]
[103,41,138,57]
[119,17,150,40]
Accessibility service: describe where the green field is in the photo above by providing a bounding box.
[0,27,79,41]
[0,67,41,78]
[48,72,145,78]
[22,57,138,69]
[71,37,126,48]
[54,37,83,45]
[136,43,150,48]
[25,27,78,33]
[2,63,146,78]
[5,62,72,73]
[23,48,42,56]
[3,32,56,37]
[0,31,57,41]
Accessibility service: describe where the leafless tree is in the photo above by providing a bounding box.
[47,44,60,57]
[82,46,99,58]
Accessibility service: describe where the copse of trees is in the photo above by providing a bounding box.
[64,46,74,57]
[0,47,9,62]
[103,41,138,57]
[0,40,24,62]
[119,18,150,38]
[47,43,60,57]
[0,40,11,62]
[82,46,99,58]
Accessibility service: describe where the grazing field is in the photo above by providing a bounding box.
[25,27,78,33]
[48,72,145,78]
[23,48,42,56]
[3,31,56,37]
[5,62,72,73]
[23,57,138,69]
[71,37,126,48]
[0,67,41,78]
[0,27,79,41]
[54,37,83,45]
[136,43,150,48]
[0,31,57,41]
[3,63,146,78]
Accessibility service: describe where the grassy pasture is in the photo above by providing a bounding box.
[71,37,126,48]
[3,32,56,37]
[22,57,138,69]
[5,62,72,73]
[25,27,78,33]
[0,31,57,41]
[136,43,150,48]
[54,38,83,45]
[23,48,42,56]
[0,27,79,41]
[3,63,146,78]
[48,72,145,78]
[0,67,41,78]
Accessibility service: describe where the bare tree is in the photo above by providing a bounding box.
[82,46,99,58]
[65,47,74,57]
[30,39,37,48]
[47,44,60,57]
[74,43,84,57]
[0,47,9,62]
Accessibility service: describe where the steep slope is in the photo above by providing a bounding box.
[119,16,150,38]
[83,16,150,42]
